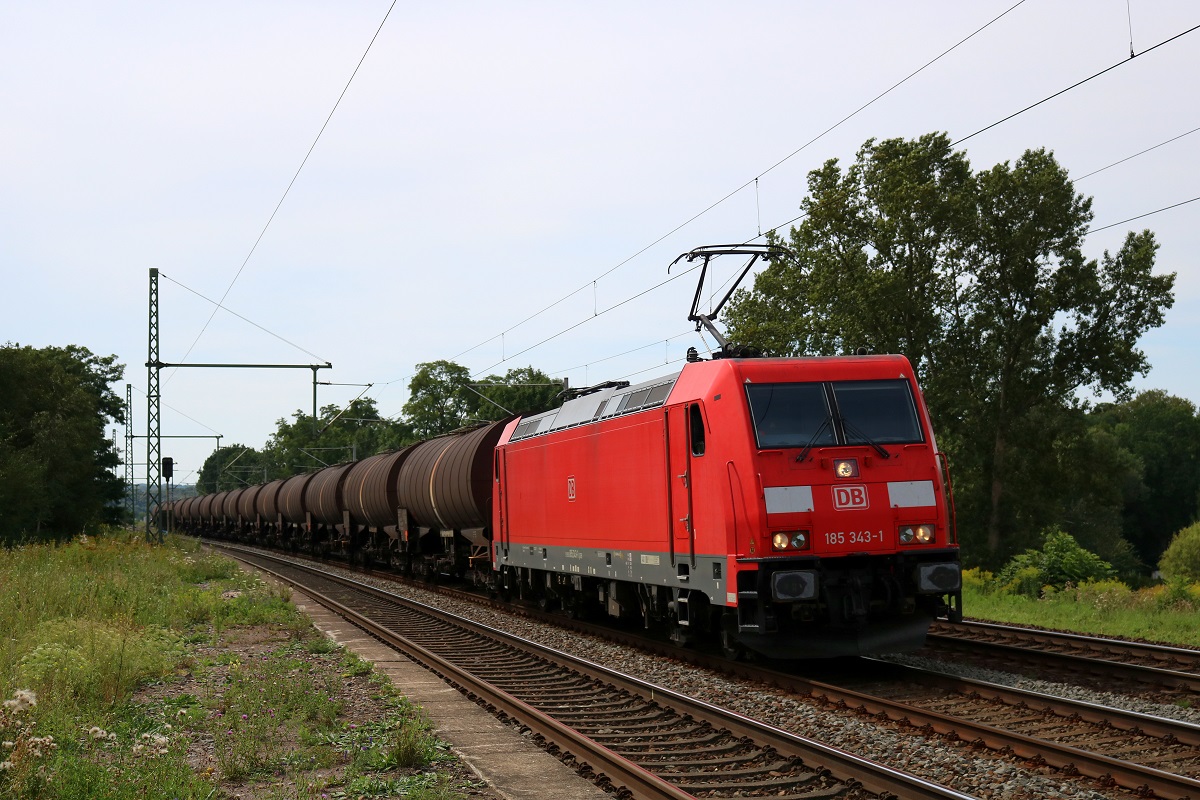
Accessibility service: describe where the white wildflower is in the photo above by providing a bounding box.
[3,689,37,713]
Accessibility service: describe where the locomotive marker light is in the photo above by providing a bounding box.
[833,458,859,478]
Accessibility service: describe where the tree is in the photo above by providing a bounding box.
[259,397,413,479]
[402,361,477,439]
[0,343,125,543]
[196,445,271,493]
[469,366,563,421]
[401,361,562,438]
[725,134,1175,567]
[1091,391,1200,565]
[1158,522,1200,583]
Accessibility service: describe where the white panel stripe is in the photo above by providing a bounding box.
[764,485,814,514]
[887,480,936,508]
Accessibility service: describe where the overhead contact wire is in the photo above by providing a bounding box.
[449,0,1028,368]
[952,22,1200,146]
[174,0,399,369]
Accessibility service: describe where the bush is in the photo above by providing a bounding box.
[996,527,1114,597]
[961,567,995,594]
[1158,522,1200,583]
[1072,579,1132,612]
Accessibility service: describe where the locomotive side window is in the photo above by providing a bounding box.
[689,404,706,456]
[746,383,834,449]
[831,379,924,444]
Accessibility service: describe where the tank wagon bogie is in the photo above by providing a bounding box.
[172,353,961,659]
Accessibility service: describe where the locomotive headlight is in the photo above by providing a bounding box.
[899,524,935,545]
[771,531,811,551]
[834,458,859,478]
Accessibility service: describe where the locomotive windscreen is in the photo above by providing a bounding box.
[831,379,924,444]
[747,383,835,448]
[747,378,923,449]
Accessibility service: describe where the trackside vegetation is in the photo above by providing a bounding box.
[963,525,1200,648]
[0,531,482,800]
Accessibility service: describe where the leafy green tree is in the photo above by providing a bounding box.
[725,134,1175,567]
[402,360,477,439]
[261,397,413,477]
[196,445,271,493]
[1091,391,1200,566]
[1158,522,1200,583]
[469,366,563,421]
[0,343,125,543]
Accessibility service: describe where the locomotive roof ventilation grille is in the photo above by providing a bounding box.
[508,373,680,442]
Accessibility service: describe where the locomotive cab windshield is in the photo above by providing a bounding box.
[747,378,924,452]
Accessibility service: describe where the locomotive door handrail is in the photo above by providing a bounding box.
[497,451,511,557]
[936,450,958,545]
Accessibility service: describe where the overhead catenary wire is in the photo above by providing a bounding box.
[445,0,1029,368]
[448,7,1200,386]
[1088,195,1200,234]
[160,273,330,364]
[173,0,398,369]
[951,21,1200,147]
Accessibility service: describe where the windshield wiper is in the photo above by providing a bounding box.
[841,417,891,460]
[795,417,833,463]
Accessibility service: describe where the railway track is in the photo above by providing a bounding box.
[213,543,1200,798]
[219,545,970,800]
[926,620,1200,694]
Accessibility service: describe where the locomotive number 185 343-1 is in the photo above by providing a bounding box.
[824,530,885,546]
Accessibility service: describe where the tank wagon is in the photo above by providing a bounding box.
[173,245,961,658]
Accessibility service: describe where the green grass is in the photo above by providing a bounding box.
[962,570,1200,647]
[0,530,476,800]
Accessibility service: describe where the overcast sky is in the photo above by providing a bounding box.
[4,1,1197,485]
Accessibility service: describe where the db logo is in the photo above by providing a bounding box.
[832,485,868,510]
[567,475,577,502]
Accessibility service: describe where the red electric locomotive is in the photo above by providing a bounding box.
[491,246,961,657]
[493,354,961,657]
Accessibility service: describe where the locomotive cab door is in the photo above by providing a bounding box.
[665,404,695,567]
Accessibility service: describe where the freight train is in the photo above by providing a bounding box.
[169,247,962,658]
